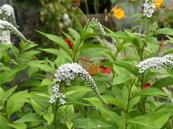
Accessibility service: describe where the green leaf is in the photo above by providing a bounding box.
[38,31,72,56]
[0,88,5,102]
[129,96,140,110]
[0,86,18,108]
[152,76,173,88]
[6,91,29,118]
[84,97,122,127]
[113,65,134,85]
[28,61,54,73]
[9,123,27,129]
[66,120,73,129]
[156,104,173,113]
[20,42,38,51]
[27,67,39,78]
[0,66,26,85]
[128,111,171,129]
[136,88,167,97]
[29,99,43,115]
[81,31,96,41]
[14,113,41,123]
[43,106,54,125]
[145,37,158,55]
[41,79,54,86]
[39,48,59,55]
[31,127,47,129]
[66,86,91,103]
[0,115,10,129]
[80,44,109,58]
[68,28,80,40]
[74,118,112,129]
[20,50,40,59]
[5,86,17,100]
[156,28,173,36]
[114,61,138,75]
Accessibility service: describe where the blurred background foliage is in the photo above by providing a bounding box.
[0,0,173,42]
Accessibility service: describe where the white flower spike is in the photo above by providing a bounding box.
[0,4,14,16]
[49,63,101,105]
[163,54,173,60]
[87,18,106,35]
[0,30,11,44]
[137,55,173,73]
[143,0,156,18]
[0,20,27,44]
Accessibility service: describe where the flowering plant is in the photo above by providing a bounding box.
[0,4,27,44]
[1,1,173,129]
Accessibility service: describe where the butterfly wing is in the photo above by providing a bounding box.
[79,57,100,76]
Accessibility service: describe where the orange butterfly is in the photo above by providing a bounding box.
[78,57,101,76]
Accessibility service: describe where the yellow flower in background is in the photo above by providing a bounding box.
[154,0,164,8]
[111,6,125,20]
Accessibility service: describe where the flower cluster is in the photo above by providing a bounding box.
[0,20,16,30]
[0,4,27,44]
[154,0,164,8]
[49,83,66,105]
[143,0,156,18]
[0,20,27,44]
[137,55,173,73]
[64,38,73,49]
[143,82,151,89]
[63,14,71,26]
[87,18,106,35]
[0,4,14,17]
[100,66,112,75]
[111,6,125,20]
[163,54,173,60]
[49,63,101,104]
[0,30,11,44]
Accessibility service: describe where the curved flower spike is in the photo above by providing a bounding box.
[0,4,17,26]
[163,54,173,60]
[49,63,102,105]
[86,18,106,35]
[0,4,14,16]
[0,20,27,43]
[137,56,173,73]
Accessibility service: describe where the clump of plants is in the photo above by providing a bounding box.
[39,0,83,35]
[1,0,173,129]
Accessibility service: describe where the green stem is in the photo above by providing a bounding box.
[146,18,150,36]
[112,49,119,86]
[72,41,82,62]
[139,45,144,61]
[140,72,146,113]
[125,79,135,129]
[115,49,119,60]
[138,18,150,113]
[53,102,59,129]
[111,38,120,90]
